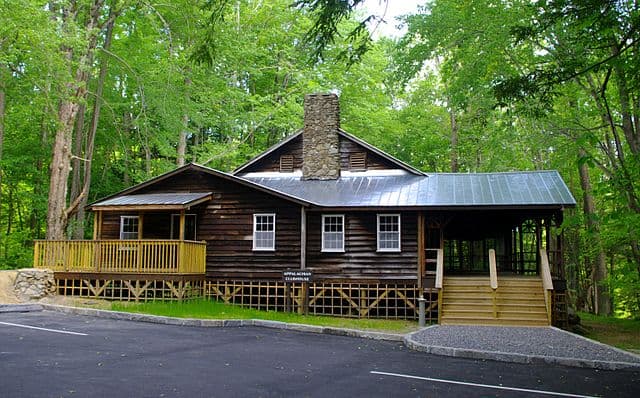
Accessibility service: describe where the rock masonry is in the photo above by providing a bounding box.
[14,268,56,300]
[302,93,341,180]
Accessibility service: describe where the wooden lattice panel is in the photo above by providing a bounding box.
[552,291,568,329]
[205,280,435,321]
[55,277,204,301]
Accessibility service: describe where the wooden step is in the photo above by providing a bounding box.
[443,303,547,313]
[439,276,550,326]
[441,316,550,327]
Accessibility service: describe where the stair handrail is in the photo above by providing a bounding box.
[435,248,444,289]
[435,248,444,324]
[488,249,498,290]
[489,249,498,318]
[540,248,554,324]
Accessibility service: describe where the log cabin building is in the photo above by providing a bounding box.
[35,94,576,326]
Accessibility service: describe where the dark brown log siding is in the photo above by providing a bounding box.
[97,169,418,281]
[241,136,304,173]
[240,134,399,173]
[135,169,301,279]
[306,211,418,281]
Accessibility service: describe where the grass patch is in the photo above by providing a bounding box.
[111,299,419,333]
[578,312,640,351]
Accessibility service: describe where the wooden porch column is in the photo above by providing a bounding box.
[417,212,425,290]
[93,211,103,239]
[300,206,307,269]
[179,210,185,240]
[138,213,144,239]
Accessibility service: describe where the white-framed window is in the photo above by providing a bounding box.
[253,213,275,251]
[171,214,197,241]
[377,214,401,252]
[120,216,139,240]
[322,214,345,252]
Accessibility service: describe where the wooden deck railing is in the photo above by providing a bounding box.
[33,240,207,274]
[488,249,498,318]
[434,248,444,323]
[539,248,554,324]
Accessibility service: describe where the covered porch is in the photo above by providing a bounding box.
[418,209,565,327]
[32,192,213,300]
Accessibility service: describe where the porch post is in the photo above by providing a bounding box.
[93,211,102,239]
[138,213,144,239]
[300,206,306,269]
[417,212,425,290]
[179,210,185,240]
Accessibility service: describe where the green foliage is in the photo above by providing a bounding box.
[578,311,640,350]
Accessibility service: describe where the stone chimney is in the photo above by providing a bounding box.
[302,93,341,180]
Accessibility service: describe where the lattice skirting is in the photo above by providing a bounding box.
[55,276,204,301]
[552,290,568,329]
[205,280,438,321]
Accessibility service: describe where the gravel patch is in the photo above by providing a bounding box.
[407,325,640,369]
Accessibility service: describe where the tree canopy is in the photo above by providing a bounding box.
[0,0,638,317]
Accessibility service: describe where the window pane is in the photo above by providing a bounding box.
[254,214,275,250]
[121,217,139,240]
[378,215,400,250]
[322,215,344,251]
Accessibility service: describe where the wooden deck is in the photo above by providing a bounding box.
[33,240,206,274]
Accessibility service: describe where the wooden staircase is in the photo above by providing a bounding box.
[440,276,550,326]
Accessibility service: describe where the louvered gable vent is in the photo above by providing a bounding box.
[349,152,367,171]
[280,155,294,173]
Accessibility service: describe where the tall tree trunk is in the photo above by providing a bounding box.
[72,8,117,239]
[46,0,104,240]
[449,106,459,172]
[177,75,192,167]
[577,148,611,315]
[0,67,5,222]
[177,114,188,167]
[47,95,78,239]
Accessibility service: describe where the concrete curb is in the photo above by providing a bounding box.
[404,328,640,371]
[38,304,405,342]
[0,304,44,313]
[12,304,637,370]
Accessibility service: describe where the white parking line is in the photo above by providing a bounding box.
[0,321,88,336]
[370,371,597,398]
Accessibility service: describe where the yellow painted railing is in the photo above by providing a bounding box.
[539,248,554,324]
[33,240,207,274]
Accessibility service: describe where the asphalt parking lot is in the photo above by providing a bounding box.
[1,310,639,397]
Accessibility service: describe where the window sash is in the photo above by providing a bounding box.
[253,213,275,251]
[322,215,344,252]
[377,214,401,252]
[120,216,139,240]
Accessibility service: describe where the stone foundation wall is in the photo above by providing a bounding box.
[14,269,56,300]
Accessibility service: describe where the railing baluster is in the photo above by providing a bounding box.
[32,239,206,275]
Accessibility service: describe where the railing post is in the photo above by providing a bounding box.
[33,241,40,268]
[489,249,498,318]
[418,296,426,327]
[435,248,444,324]
[179,241,185,273]
[540,248,554,324]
